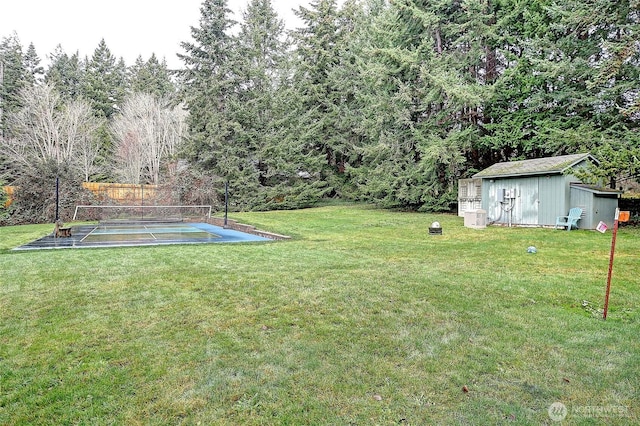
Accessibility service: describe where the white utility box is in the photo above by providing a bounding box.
[464,209,487,229]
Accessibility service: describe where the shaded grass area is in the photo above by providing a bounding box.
[1,205,638,424]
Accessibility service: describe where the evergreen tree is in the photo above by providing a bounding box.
[114,57,129,104]
[179,0,239,203]
[160,0,637,210]
[342,0,430,208]
[346,0,492,210]
[23,42,44,83]
[129,54,175,97]
[230,0,301,208]
[289,0,345,200]
[0,33,28,137]
[481,0,639,186]
[82,39,124,119]
[545,0,639,186]
[465,0,543,165]
[81,40,127,180]
[45,46,84,101]
[323,0,370,198]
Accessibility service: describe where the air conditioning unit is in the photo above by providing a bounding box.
[464,209,487,229]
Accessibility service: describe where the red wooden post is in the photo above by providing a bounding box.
[603,209,630,320]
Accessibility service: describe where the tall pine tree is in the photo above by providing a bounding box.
[129,54,175,98]
[289,0,345,201]
[179,0,239,204]
[23,43,44,84]
[83,39,125,119]
[82,39,127,180]
[45,46,84,101]
[230,0,294,208]
[0,33,28,137]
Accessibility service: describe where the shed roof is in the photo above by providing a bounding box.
[473,153,597,179]
[570,183,622,196]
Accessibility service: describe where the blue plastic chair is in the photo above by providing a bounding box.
[555,208,583,231]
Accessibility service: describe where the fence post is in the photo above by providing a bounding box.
[55,176,59,222]
[224,181,229,227]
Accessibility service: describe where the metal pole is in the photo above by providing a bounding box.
[603,208,620,320]
[0,61,4,137]
[224,181,229,227]
[55,176,60,222]
[141,184,144,221]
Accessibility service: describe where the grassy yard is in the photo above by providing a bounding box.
[0,204,638,425]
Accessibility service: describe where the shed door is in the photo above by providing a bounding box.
[518,178,539,225]
[520,177,556,225]
[537,177,558,226]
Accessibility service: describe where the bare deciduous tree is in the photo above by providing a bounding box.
[112,128,145,184]
[59,98,103,181]
[111,93,187,184]
[4,83,60,167]
[1,83,101,180]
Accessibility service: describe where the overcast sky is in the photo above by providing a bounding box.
[0,0,311,69]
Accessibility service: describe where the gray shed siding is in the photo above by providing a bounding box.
[472,154,622,228]
[539,175,564,225]
[518,177,539,224]
[569,187,619,229]
[481,174,578,226]
[480,181,502,223]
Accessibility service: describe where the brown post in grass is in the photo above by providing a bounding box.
[603,209,630,320]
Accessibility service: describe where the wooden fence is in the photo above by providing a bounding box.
[2,183,160,207]
[82,182,158,203]
[3,186,13,207]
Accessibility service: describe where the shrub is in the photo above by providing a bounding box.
[6,162,97,225]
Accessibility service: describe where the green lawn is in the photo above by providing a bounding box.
[1,205,638,425]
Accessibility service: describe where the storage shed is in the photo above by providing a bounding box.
[569,183,622,229]
[469,153,621,228]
